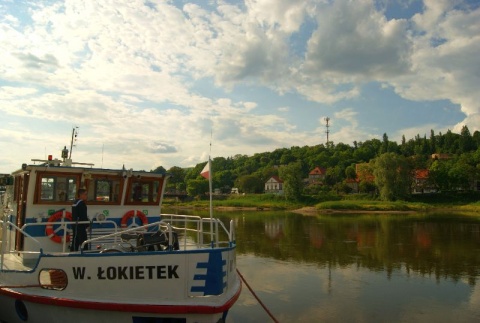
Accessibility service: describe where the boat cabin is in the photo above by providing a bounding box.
[2,154,169,258]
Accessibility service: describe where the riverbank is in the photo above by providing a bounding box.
[166,204,480,216]
[164,195,480,215]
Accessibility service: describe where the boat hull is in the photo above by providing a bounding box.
[0,248,241,323]
[0,294,238,323]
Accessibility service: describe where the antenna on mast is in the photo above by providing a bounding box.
[324,117,330,146]
[69,127,79,159]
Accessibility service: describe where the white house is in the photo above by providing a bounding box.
[265,176,284,194]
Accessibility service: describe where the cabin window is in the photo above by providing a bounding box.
[95,180,112,202]
[37,175,78,203]
[127,179,162,205]
[86,176,122,204]
[40,177,55,200]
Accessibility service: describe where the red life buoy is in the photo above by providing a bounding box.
[121,210,148,228]
[46,211,72,243]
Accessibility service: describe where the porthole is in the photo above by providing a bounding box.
[38,269,68,290]
[15,300,28,321]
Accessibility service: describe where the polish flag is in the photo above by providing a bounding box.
[200,160,210,179]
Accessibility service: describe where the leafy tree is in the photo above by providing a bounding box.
[186,179,209,197]
[372,153,412,201]
[212,169,234,193]
[184,164,204,181]
[325,165,344,186]
[443,129,459,154]
[279,150,295,165]
[359,180,376,194]
[354,139,381,162]
[152,166,166,174]
[448,161,471,190]
[154,126,480,197]
[381,133,389,154]
[429,129,436,154]
[345,165,356,180]
[428,159,450,191]
[278,161,304,201]
[473,131,480,148]
[167,166,186,191]
[459,125,475,153]
[254,167,279,183]
[234,175,264,193]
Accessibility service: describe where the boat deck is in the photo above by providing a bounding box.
[0,253,35,271]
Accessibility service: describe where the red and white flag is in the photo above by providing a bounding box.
[200,160,210,179]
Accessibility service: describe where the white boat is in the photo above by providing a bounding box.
[0,145,241,322]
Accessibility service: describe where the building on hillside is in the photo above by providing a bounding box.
[346,163,375,193]
[265,176,284,194]
[431,153,450,160]
[412,169,437,194]
[308,166,327,184]
[345,178,359,193]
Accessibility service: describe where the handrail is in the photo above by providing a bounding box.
[1,219,42,270]
[80,220,168,250]
[6,221,41,246]
[1,215,234,263]
[1,218,6,270]
[22,220,119,252]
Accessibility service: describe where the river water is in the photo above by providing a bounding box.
[171,209,480,323]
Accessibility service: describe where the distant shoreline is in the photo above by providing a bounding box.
[165,205,477,215]
[290,206,417,215]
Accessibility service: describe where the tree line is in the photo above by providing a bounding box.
[152,126,480,201]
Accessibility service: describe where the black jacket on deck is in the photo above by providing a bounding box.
[71,199,89,251]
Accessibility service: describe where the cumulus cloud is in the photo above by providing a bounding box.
[304,0,412,79]
[0,0,479,172]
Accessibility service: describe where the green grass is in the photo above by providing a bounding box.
[163,194,303,209]
[456,201,480,213]
[163,191,480,213]
[315,200,431,212]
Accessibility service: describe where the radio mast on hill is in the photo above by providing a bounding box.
[324,117,330,146]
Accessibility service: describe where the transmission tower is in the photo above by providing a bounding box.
[324,117,330,146]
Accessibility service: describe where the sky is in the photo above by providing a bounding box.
[1,0,479,173]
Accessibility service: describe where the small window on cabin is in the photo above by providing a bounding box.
[66,178,77,201]
[127,179,162,204]
[152,181,160,201]
[90,178,122,203]
[40,177,55,200]
[39,176,77,202]
[95,180,112,202]
[131,182,148,202]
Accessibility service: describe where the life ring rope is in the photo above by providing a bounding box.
[45,211,72,243]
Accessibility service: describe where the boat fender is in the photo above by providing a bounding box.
[45,211,72,243]
[121,210,148,228]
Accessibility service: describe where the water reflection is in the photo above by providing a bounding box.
[164,209,480,322]
[229,212,480,285]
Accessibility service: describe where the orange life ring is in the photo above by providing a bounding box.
[46,211,72,243]
[121,210,148,228]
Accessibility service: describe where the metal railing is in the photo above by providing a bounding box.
[1,213,235,263]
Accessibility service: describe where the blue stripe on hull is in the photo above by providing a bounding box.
[191,251,226,296]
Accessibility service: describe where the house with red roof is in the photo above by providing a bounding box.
[346,163,375,193]
[308,166,327,184]
[412,169,436,194]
